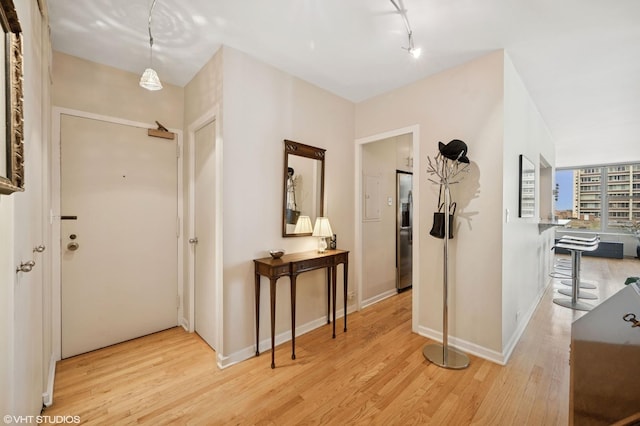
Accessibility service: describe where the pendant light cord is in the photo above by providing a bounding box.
[147,0,158,65]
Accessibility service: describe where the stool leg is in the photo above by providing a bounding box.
[553,249,593,311]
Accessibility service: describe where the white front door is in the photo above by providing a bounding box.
[193,120,217,350]
[60,115,178,358]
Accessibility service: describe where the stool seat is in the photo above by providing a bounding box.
[554,242,598,252]
[558,234,599,243]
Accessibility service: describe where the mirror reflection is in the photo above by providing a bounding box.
[519,154,535,218]
[283,140,325,237]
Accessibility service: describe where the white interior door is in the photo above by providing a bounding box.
[61,115,178,358]
[194,120,217,350]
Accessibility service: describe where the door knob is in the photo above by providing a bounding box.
[67,242,79,251]
[189,237,198,244]
[16,260,36,273]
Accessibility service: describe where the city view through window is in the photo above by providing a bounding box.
[555,163,640,232]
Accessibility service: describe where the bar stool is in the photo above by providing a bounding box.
[552,240,598,311]
[556,235,599,290]
[558,235,599,296]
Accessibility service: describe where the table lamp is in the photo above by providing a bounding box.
[312,217,333,253]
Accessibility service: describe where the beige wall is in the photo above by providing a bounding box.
[219,47,355,361]
[184,49,222,126]
[356,51,506,355]
[182,49,223,326]
[356,50,556,361]
[53,52,184,130]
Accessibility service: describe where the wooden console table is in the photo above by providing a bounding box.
[254,249,349,368]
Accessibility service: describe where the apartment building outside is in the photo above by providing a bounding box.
[567,163,640,230]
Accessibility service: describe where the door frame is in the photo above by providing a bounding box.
[187,107,224,363]
[51,107,184,361]
[355,125,420,332]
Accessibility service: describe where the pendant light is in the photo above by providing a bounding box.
[140,0,163,90]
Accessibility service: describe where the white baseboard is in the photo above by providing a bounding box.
[417,325,506,365]
[179,317,189,331]
[218,306,355,369]
[42,353,57,407]
[418,278,551,366]
[361,289,397,309]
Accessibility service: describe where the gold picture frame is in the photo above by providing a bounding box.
[0,0,23,195]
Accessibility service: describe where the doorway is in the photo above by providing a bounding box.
[356,126,420,331]
[396,171,413,292]
[59,114,179,358]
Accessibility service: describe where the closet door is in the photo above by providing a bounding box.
[193,119,217,350]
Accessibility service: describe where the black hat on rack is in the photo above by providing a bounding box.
[438,139,469,163]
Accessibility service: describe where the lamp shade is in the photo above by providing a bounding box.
[293,215,313,234]
[312,217,333,238]
[140,68,163,91]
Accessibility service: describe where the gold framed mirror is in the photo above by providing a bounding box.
[282,140,325,237]
[0,0,23,195]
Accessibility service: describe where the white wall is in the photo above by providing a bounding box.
[53,52,184,127]
[501,53,556,353]
[219,47,355,361]
[556,139,640,169]
[1,0,51,417]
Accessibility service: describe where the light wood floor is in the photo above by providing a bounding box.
[44,256,639,425]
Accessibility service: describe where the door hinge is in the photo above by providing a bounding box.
[176,295,181,309]
[176,144,180,158]
[176,216,181,238]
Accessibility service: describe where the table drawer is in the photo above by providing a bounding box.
[271,264,290,277]
[292,257,332,273]
[255,262,290,277]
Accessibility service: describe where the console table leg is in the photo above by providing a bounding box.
[332,265,337,338]
[291,274,297,360]
[326,270,331,324]
[255,273,260,356]
[343,262,348,332]
[270,278,277,369]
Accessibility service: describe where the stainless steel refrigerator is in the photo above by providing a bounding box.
[396,171,413,292]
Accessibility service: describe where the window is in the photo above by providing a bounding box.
[555,162,640,232]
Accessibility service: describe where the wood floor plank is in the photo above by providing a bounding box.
[43,255,635,425]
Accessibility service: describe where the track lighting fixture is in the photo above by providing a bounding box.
[389,0,421,59]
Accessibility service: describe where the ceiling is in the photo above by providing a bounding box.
[48,0,640,166]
